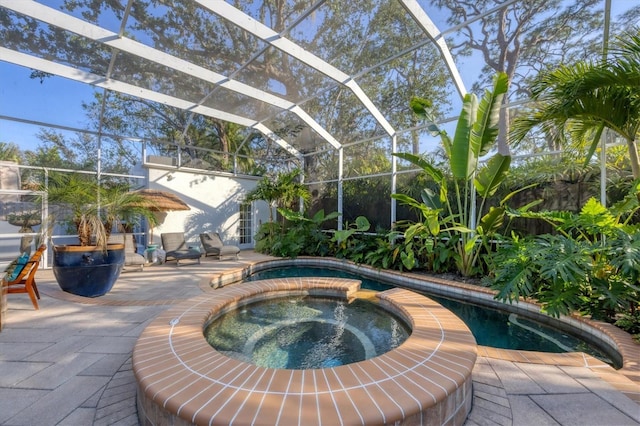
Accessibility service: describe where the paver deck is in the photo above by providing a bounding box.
[0,251,638,425]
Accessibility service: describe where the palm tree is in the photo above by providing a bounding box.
[0,142,21,163]
[43,173,157,248]
[511,30,640,179]
[246,168,310,224]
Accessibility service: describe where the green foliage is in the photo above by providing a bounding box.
[279,208,339,257]
[253,222,282,255]
[25,129,134,175]
[511,29,640,178]
[331,216,371,262]
[81,91,264,174]
[492,194,640,320]
[246,168,310,223]
[249,170,379,263]
[0,142,21,163]
[392,72,511,276]
[434,0,604,89]
[363,231,404,270]
[41,173,157,248]
[254,209,386,267]
[614,311,640,341]
[255,211,392,270]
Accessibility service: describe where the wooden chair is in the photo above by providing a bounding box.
[4,244,46,310]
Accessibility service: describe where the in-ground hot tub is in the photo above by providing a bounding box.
[133,277,477,425]
[205,293,411,369]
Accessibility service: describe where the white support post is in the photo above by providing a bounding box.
[42,169,49,269]
[600,131,607,207]
[391,135,397,229]
[601,0,611,207]
[299,158,305,214]
[399,0,467,98]
[338,147,344,231]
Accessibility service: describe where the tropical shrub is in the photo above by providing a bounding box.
[248,168,312,255]
[330,216,372,262]
[615,311,640,342]
[362,231,403,270]
[392,72,514,276]
[279,208,339,257]
[254,208,383,265]
[253,221,282,255]
[42,173,157,248]
[491,191,640,320]
[246,168,310,223]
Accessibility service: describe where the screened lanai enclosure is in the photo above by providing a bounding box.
[0,0,638,268]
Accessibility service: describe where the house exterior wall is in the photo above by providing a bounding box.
[145,163,270,250]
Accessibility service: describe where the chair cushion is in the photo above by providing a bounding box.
[219,245,241,256]
[166,249,201,260]
[125,252,146,266]
[200,233,239,257]
[123,234,138,254]
[161,233,188,252]
[200,233,223,250]
[5,252,30,281]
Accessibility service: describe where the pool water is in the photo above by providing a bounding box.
[204,295,410,369]
[246,266,614,364]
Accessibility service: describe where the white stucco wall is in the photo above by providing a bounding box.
[145,163,270,250]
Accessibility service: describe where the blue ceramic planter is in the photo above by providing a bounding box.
[53,244,125,297]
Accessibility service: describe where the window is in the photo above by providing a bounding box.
[239,202,252,245]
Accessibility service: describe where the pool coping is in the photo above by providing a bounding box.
[205,256,640,405]
[133,277,477,425]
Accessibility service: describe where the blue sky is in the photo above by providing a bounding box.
[0,61,99,152]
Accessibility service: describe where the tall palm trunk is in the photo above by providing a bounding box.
[627,138,640,179]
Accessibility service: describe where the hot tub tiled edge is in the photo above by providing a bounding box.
[134,277,477,426]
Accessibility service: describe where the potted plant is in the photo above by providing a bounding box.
[42,173,156,297]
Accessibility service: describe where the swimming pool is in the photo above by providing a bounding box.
[245,266,614,365]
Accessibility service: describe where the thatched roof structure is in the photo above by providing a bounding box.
[133,189,190,212]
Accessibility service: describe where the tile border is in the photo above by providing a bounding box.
[133,277,477,425]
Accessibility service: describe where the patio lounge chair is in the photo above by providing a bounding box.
[199,232,240,260]
[108,233,146,271]
[4,244,46,310]
[161,232,201,266]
